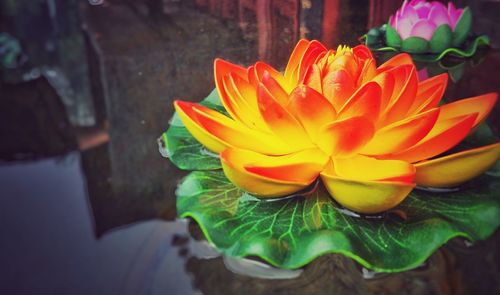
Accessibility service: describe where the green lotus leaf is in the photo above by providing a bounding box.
[385,24,402,48]
[177,169,500,272]
[401,37,429,54]
[368,35,489,62]
[429,24,453,53]
[453,7,472,47]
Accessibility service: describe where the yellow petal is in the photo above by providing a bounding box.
[415,142,500,187]
[320,170,415,214]
[221,148,327,197]
[333,155,416,183]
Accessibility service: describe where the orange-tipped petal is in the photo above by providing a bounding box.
[221,73,262,129]
[337,81,382,122]
[284,39,310,81]
[322,69,356,110]
[214,59,249,120]
[303,64,323,93]
[221,148,324,197]
[297,40,328,83]
[370,71,395,111]
[254,61,287,88]
[358,58,377,86]
[287,85,336,141]
[317,116,374,157]
[352,44,373,60]
[438,93,498,128]
[175,100,296,155]
[320,168,415,214]
[257,83,314,149]
[408,73,448,114]
[245,148,329,183]
[382,113,478,163]
[333,155,416,183]
[261,71,289,106]
[361,108,440,155]
[379,65,418,125]
[174,100,228,153]
[377,53,414,71]
[415,142,500,187]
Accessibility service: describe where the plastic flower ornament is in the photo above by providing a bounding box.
[365,0,489,60]
[388,0,469,52]
[174,39,499,214]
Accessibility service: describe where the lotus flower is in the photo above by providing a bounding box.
[174,39,499,214]
[387,0,472,53]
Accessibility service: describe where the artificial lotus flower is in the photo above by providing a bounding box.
[174,39,499,214]
[387,0,472,53]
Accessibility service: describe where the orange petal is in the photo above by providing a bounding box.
[352,44,373,60]
[408,73,448,114]
[333,155,416,183]
[257,83,313,149]
[284,39,310,81]
[370,71,395,111]
[337,81,382,122]
[221,148,325,197]
[287,85,336,141]
[254,61,288,90]
[244,148,329,183]
[361,108,440,155]
[261,71,289,106]
[438,92,498,128]
[174,100,228,153]
[297,40,327,83]
[379,65,418,126]
[381,113,478,163]
[320,170,415,214]
[221,73,261,129]
[357,58,377,86]
[303,64,323,93]
[214,59,249,120]
[175,100,296,155]
[415,143,500,187]
[326,53,358,78]
[317,116,374,157]
[322,69,356,110]
[377,53,414,72]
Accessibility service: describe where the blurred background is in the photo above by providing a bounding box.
[0,0,499,294]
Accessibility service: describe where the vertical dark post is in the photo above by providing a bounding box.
[299,0,324,40]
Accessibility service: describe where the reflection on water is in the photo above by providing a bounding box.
[1,0,500,294]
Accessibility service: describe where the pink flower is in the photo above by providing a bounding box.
[390,0,464,41]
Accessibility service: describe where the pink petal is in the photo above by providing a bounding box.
[414,5,430,18]
[428,2,451,27]
[389,15,396,27]
[409,0,425,7]
[401,3,420,23]
[397,18,414,40]
[447,3,463,30]
[410,19,437,41]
